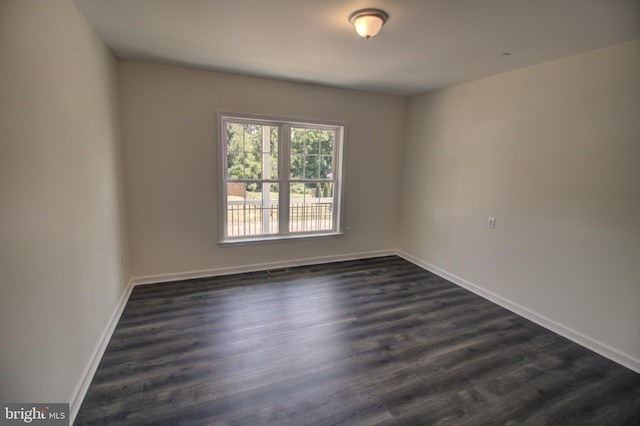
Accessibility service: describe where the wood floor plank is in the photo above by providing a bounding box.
[75,256,640,425]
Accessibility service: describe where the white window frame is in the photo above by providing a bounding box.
[218,113,345,244]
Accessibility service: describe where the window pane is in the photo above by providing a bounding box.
[248,136,262,153]
[290,128,304,153]
[227,182,246,201]
[319,182,334,199]
[227,122,249,179]
[320,134,334,155]
[304,155,319,179]
[226,152,242,179]
[226,123,279,180]
[226,123,244,152]
[290,154,304,179]
[242,124,262,152]
[319,155,333,179]
[245,152,261,179]
[269,126,278,155]
[290,182,304,198]
[306,137,319,155]
[227,182,279,237]
[270,154,278,179]
[289,182,333,233]
[262,126,278,179]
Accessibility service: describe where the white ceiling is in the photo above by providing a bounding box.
[73,0,640,97]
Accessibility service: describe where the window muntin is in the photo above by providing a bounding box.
[220,115,343,242]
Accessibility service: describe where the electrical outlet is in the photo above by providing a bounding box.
[488,217,496,229]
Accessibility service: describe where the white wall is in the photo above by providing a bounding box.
[118,61,406,279]
[399,40,640,367]
[0,0,128,407]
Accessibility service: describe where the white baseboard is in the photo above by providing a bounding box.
[396,250,640,374]
[130,249,397,286]
[69,278,135,424]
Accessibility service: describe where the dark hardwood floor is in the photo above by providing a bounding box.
[75,256,640,425]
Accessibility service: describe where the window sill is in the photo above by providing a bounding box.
[218,232,344,247]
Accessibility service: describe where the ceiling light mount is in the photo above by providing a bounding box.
[349,8,389,40]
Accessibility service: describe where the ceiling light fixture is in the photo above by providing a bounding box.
[349,8,389,40]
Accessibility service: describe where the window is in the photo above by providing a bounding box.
[219,114,344,243]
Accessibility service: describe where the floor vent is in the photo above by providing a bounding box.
[267,268,289,274]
